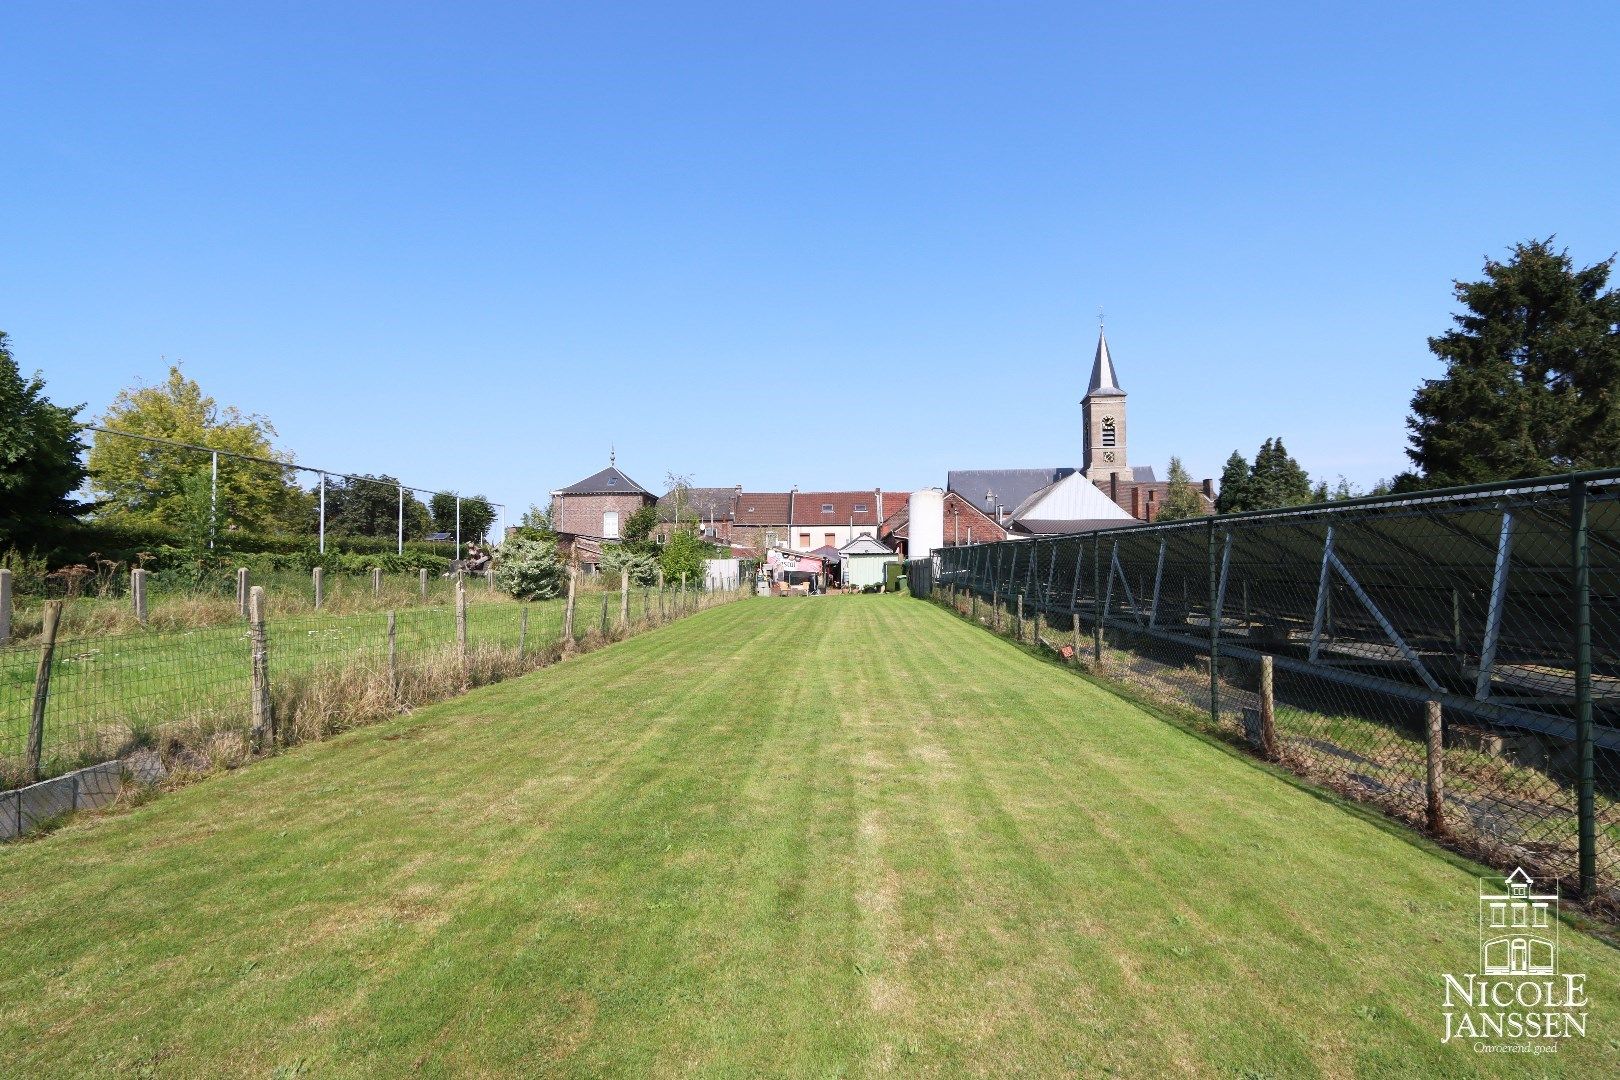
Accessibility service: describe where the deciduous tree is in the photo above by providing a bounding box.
[88,365,301,534]
[325,474,429,539]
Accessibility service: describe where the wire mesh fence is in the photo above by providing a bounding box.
[914,470,1620,907]
[0,574,743,807]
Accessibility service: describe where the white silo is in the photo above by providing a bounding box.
[908,488,946,559]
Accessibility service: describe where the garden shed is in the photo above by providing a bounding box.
[839,535,898,589]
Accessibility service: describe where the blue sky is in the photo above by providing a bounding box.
[4,3,1617,514]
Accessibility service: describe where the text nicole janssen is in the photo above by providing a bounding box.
[1442,974,1589,1044]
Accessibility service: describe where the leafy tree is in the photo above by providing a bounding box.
[1214,451,1252,514]
[170,468,220,574]
[493,534,565,599]
[430,492,496,543]
[622,504,659,546]
[660,527,712,588]
[1407,238,1620,485]
[662,471,698,525]
[324,474,429,539]
[519,501,554,534]
[1156,457,1208,520]
[430,492,459,535]
[0,332,88,547]
[88,365,302,534]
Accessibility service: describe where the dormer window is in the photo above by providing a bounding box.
[821,503,834,513]
[853,503,867,513]
[607,477,617,487]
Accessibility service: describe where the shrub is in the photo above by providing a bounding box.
[494,535,566,600]
[599,544,660,586]
[660,529,714,589]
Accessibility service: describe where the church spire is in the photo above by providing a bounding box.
[1086,324,1125,397]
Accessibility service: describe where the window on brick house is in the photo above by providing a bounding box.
[603,511,619,538]
[825,533,836,548]
[799,533,810,547]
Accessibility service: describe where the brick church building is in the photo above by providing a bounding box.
[946,326,1213,534]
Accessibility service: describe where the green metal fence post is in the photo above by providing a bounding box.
[1091,536,1102,663]
[1208,518,1221,725]
[1571,478,1596,896]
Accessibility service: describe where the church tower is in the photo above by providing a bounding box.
[1082,325,1127,480]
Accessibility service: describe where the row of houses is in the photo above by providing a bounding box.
[544,326,1213,573]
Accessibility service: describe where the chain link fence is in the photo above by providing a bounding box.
[1,574,743,825]
[914,470,1620,907]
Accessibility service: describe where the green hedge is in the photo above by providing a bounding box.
[27,522,459,574]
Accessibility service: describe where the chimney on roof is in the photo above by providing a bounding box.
[1110,472,1119,502]
[876,487,882,521]
[1202,478,1214,498]
[1131,487,1142,520]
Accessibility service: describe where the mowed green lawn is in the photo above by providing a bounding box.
[2,597,1617,1077]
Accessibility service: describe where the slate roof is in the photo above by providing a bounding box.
[947,469,1076,517]
[1086,326,1125,398]
[658,486,740,522]
[552,466,652,496]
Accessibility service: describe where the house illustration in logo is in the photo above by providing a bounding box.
[1479,867,1558,975]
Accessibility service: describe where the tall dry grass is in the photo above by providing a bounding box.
[3,572,534,646]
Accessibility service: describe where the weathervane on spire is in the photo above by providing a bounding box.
[1098,305,1105,328]
[610,444,616,467]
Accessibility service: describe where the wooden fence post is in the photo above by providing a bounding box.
[563,567,577,648]
[1016,595,1024,643]
[313,567,324,610]
[455,577,468,661]
[599,590,610,636]
[1258,654,1279,760]
[386,610,398,697]
[970,589,977,622]
[620,569,630,630]
[419,567,429,604]
[1072,613,1081,660]
[236,567,249,617]
[518,604,528,660]
[1425,700,1445,833]
[131,568,148,625]
[680,574,687,616]
[642,586,650,624]
[372,567,382,599]
[248,587,273,749]
[0,567,11,645]
[26,600,62,781]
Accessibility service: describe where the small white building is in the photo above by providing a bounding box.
[839,535,899,589]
